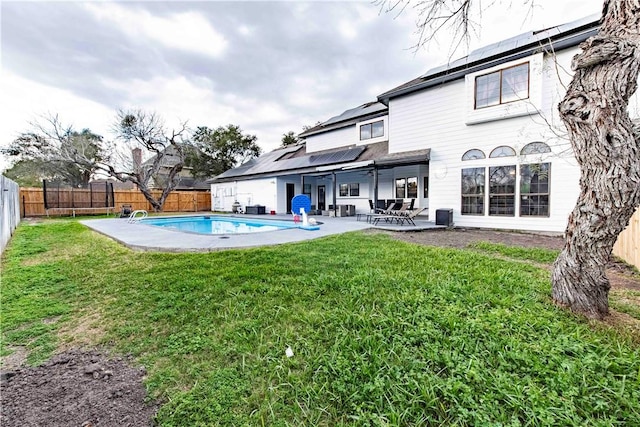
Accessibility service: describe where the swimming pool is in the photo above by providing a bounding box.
[140,215,317,235]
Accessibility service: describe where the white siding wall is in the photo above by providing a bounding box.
[211,178,278,213]
[389,50,580,232]
[306,115,389,153]
[335,171,371,213]
[306,126,354,153]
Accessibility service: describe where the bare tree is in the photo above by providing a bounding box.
[5,110,190,212]
[2,115,105,187]
[379,0,640,319]
[104,109,189,212]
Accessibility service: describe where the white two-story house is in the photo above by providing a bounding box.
[211,15,634,232]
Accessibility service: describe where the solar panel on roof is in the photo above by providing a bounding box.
[419,14,599,81]
[322,103,387,126]
[214,145,366,180]
[307,146,364,167]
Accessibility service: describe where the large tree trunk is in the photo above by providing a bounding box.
[137,185,164,212]
[552,0,640,319]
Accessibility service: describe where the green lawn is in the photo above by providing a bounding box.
[1,219,639,426]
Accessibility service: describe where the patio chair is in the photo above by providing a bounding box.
[379,202,410,219]
[371,203,410,225]
[383,201,402,214]
[372,207,426,226]
[392,202,411,216]
[366,201,396,222]
[397,207,427,225]
[369,200,386,213]
[371,213,402,225]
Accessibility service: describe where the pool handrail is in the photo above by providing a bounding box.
[128,210,148,223]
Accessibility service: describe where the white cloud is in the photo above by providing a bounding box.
[338,20,358,40]
[102,74,233,128]
[83,3,228,58]
[1,0,605,172]
[286,75,334,109]
[0,71,115,170]
[103,74,293,149]
[237,25,253,37]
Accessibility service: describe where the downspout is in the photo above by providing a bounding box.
[332,172,337,216]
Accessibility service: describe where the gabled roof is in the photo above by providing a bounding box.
[210,141,430,183]
[141,144,184,168]
[298,102,387,138]
[378,14,600,103]
[173,176,211,191]
[212,144,365,181]
[138,145,210,190]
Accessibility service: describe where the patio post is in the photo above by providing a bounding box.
[373,167,379,207]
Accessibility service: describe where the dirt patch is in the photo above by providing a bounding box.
[1,346,28,372]
[0,349,157,427]
[367,227,566,250]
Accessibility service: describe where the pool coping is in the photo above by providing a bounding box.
[80,214,374,252]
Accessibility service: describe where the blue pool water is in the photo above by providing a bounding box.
[141,215,305,235]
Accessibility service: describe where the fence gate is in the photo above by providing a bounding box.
[43,180,115,216]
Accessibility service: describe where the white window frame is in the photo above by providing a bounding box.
[355,116,388,145]
[465,53,543,125]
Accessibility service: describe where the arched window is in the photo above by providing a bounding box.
[489,146,516,158]
[521,141,551,155]
[462,149,486,161]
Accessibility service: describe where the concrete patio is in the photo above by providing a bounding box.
[81,213,445,252]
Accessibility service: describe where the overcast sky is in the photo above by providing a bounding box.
[0,0,602,171]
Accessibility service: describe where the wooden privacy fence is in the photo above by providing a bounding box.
[20,188,211,217]
[613,208,640,270]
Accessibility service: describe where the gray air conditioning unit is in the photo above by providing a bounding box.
[435,209,453,227]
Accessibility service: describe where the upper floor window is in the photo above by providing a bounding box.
[490,146,516,158]
[475,63,529,109]
[521,141,551,155]
[360,120,384,140]
[462,149,486,161]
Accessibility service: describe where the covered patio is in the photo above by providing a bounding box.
[293,142,431,217]
[210,141,431,219]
